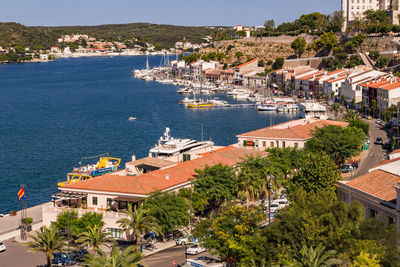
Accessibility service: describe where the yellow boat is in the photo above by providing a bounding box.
[57,155,121,187]
[187,103,213,109]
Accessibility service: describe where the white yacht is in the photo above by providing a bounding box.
[149,128,214,160]
[257,104,278,111]
[299,100,327,119]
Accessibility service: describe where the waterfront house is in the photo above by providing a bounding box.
[337,157,400,228]
[43,146,267,240]
[236,119,348,150]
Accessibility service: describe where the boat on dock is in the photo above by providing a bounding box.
[57,154,121,187]
[149,128,214,160]
[277,103,299,112]
[257,104,278,111]
[129,117,137,121]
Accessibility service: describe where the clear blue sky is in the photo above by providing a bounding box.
[0,0,340,27]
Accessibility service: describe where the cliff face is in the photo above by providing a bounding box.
[201,35,399,66]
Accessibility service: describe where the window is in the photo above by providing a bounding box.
[270,142,274,148]
[282,141,286,148]
[388,216,394,225]
[262,141,266,147]
[294,143,299,148]
[183,154,191,162]
[370,209,377,218]
[92,197,98,206]
[106,228,123,239]
[276,141,279,148]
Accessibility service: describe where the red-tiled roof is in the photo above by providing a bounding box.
[359,78,392,88]
[380,82,400,90]
[343,170,400,203]
[374,157,400,167]
[235,59,257,69]
[61,147,267,195]
[237,119,348,140]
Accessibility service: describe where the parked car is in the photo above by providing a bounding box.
[71,249,88,262]
[176,235,198,246]
[341,165,352,173]
[269,203,280,213]
[274,199,290,209]
[375,137,383,145]
[52,252,76,266]
[186,244,206,255]
[376,119,384,126]
[382,141,392,150]
[0,241,6,252]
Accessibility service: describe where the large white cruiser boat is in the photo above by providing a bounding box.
[299,100,327,119]
[149,128,214,162]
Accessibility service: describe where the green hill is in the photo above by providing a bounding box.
[0,22,229,49]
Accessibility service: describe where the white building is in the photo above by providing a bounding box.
[342,0,398,30]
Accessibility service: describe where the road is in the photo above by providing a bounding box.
[347,120,390,180]
[0,238,46,267]
[142,245,211,267]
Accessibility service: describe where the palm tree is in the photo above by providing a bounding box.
[330,102,342,120]
[77,224,114,254]
[117,203,161,251]
[296,244,343,267]
[343,109,360,123]
[26,225,66,267]
[237,156,267,209]
[85,245,143,267]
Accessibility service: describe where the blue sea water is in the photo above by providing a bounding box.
[0,56,295,213]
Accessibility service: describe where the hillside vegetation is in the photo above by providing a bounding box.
[0,22,227,49]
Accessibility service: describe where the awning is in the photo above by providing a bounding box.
[52,192,87,200]
[113,196,143,203]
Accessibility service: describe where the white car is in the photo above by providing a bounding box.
[274,199,290,209]
[176,235,198,246]
[186,244,206,255]
[269,203,280,213]
[0,241,6,252]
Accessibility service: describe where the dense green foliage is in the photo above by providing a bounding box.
[306,125,365,166]
[288,151,341,194]
[55,211,104,237]
[143,191,190,240]
[291,37,307,57]
[85,245,143,267]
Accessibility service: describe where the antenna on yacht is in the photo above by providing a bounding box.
[201,124,204,142]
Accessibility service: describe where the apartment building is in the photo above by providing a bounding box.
[342,0,396,30]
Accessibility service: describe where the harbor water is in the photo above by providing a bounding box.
[0,56,296,213]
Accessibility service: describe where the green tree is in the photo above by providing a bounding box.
[273,57,285,70]
[295,244,343,267]
[85,245,143,267]
[328,11,345,32]
[144,191,190,241]
[154,43,163,51]
[288,151,341,194]
[343,110,360,122]
[330,102,342,119]
[291,38,307,58]
[178,187,208,213]
[375,57,388,69]
[117,203,161,251]
[77,224,113,254]
[306,125,365,166]
[352,33,366,52]
[26,225,66,267]
[237,30,247,38]
[235,51,244,61]
[313,32,338,55]
[194,204,264,265]
[237,156,267,209]
[193,164,237,211]
[369,51,380,61]
[55,211,103,237]
[350,119,370,135]
[14,45,26,54]
[264,20,275,32]
[269,189,364,257]
[372,99,377,117]
[352,252,380,267]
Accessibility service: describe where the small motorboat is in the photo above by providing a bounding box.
[129,117,137,121]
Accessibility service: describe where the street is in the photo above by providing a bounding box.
[347,119,391,180]
[143,246,210,267]
[0,238,46,267]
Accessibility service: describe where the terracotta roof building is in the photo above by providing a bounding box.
[43,146,267,239]
[236,119,348,150]
[338,169,400,227]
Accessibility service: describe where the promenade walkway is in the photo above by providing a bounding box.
[0,202,49,240]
